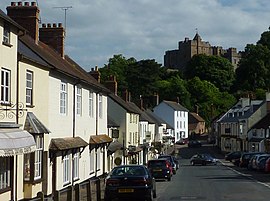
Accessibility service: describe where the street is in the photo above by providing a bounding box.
[155,143,270,201]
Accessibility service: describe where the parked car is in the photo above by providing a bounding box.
[175,138,189,145]
[172,156,180,169]
[251,154,270,170]
[104,165,157,201]
[158,155,177,174]
[225,151,244,162]
[257,155,270,171]
[239,152,265,168]
[265,157,270,173]
[188,140,202,148]
[147,159,173,181]
[190,154,217,166]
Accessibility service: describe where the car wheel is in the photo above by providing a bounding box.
[146,189,154,201]
[153,188,157,198]
[168,176,171,181]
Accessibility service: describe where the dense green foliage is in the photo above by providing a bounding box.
[99,28,270,126]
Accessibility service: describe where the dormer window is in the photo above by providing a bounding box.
[3,23,10,45]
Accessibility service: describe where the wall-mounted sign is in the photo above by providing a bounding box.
[112,129,119,138]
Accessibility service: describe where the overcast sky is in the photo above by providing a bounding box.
[1,0,270,71]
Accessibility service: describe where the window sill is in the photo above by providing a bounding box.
[26,104,35,108]
[63,181,71,187]
[2,41,13,47]
[0,102,12,106]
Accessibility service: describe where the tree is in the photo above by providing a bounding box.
[99,54,136,95]
[156,75,191,109]
[187,77,236,126]
[185,54,235,91]
[125,59,162,106]
[234,44,270,92]
[257,28,270,50]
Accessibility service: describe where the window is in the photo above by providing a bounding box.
[73,152,79,180]
[90,149,95,173]
[0,157,10,190]
[63,154,70,184]
[26,71,33,105]
[3,23,10,44]
[76,86,82,115]
[96,148,101,170]
[34,135,43,180]
[89,91,94,117]
[98,94,103,118]
[60,82,67,114]
[1,68,10,103]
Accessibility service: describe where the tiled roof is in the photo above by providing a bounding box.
[49,137,88,151]
[250,113,270,129]
[189,112,205,123]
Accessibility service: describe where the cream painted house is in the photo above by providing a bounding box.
[1,2,112,200]
[0,8,37,201]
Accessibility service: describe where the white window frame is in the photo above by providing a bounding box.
[98,94,103,118]
[63,154,70,184]
[1,68,10,104]
[90,149,95,173]
[34,135,43,180]
[3,23,10,44]
[26,70,33,106]
[0,157,10,190]
[76,86,82,115]
[60,82,67,115]
[89,91,94,117]
[73,152,79,180]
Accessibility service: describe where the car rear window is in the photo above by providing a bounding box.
[148,161,166,168]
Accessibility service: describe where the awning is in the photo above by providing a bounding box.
[49,137,88,151]
[24,112,50,134]
[107,141,123,154]
[0,128,36,157]
[89,134,113,145]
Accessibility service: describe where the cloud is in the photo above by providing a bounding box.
[0,0,270,68]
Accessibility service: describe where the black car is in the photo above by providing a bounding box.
[188,140,202,148]
[190,154,217,166]
[225,151,243,162]
[104,165,156,201]
[147,159,173,181]
[158,155,177,174]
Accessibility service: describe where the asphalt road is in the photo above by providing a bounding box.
[155,144,270,201]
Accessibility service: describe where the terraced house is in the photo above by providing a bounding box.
[1,2,113,200]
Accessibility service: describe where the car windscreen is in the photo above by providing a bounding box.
[148,161,166,168]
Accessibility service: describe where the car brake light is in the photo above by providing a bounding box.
[134,178,149,186]
[106,179,119,186]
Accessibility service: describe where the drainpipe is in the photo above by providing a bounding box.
[95,93,99,177]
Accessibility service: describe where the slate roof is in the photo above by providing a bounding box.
[24,112,50,134]
[127,102,155,124]
[18,34,109,93]
[107,116,120,128]
[162,100,189,112]
[250,113,270,130]
[108,93,139,114]
[219,100,264,123]
[145,109,174,129]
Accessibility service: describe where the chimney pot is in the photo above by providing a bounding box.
[31,2,36,6]
[11,2,16,6]
[47,23,51,28]
[18,2,22,6]
[58,23,63,28]
[25,2,29,6]
[53,23,57,28]
[42,23,46,28]
[91,68,94,71]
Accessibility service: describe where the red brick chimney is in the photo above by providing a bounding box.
[7,2,39,43]
[104,75,118,95]
[89,66,101,83]
[39,23,65,57]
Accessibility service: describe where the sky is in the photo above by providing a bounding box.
[0,0,270,71]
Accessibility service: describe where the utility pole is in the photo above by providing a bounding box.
[53,6,72,35]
